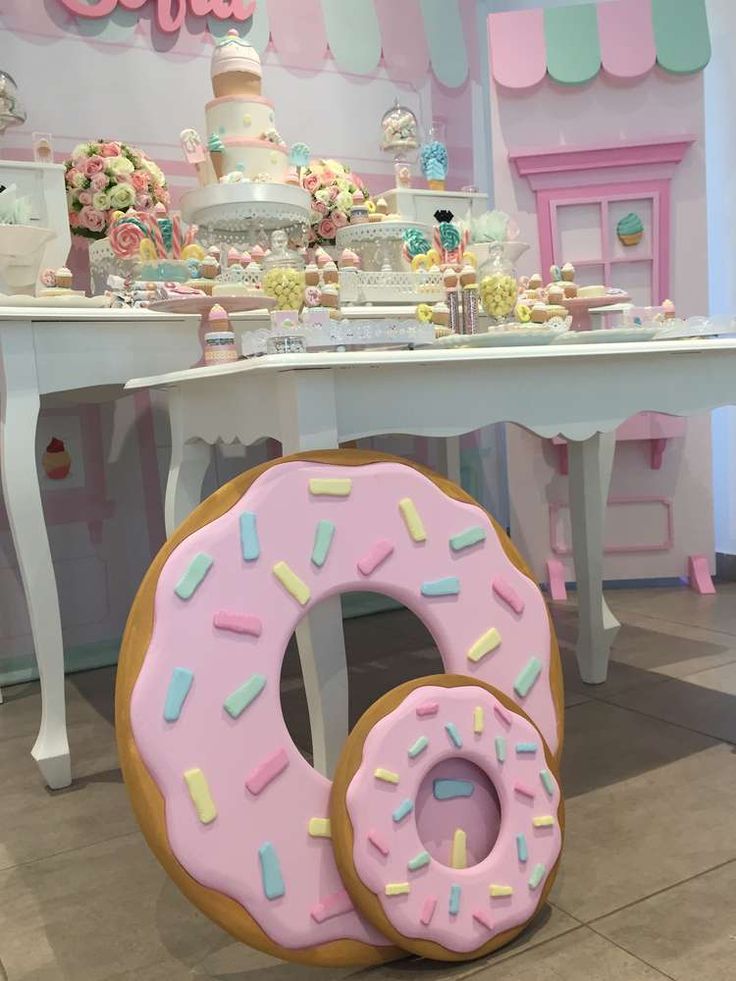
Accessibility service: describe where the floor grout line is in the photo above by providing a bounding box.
[582,690,736,747]
[585,921,677,981]
[455,923,586,979]
[0,828,141,878]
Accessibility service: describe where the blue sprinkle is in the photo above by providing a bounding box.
[449,884,461,916]
[495,737,507,763]
[258,842,285,900]
[175,554,213,600]
[433,779,475,801]
[514,657,542,698]
[516,742,538,755]
[420,577,460,597]
[311,520,335,568]
[163,667,193,722]
[392,799,414,823]
[516,833,528,863]
[449,526,486,552]
[240,512,260,562]
[540,769,555,796]
[445,723,462,748]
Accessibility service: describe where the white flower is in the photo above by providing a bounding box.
[71,142,92,159]
[106,156,135,176]
[92,191,109,211]
[142,159,165,185]
[108,183,136,210]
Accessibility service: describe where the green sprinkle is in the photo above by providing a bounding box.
[449,526,486,552]
[240,512,260,561]
[420,577,460,597]
[408,851,431,871]
[175,553,213,600]
[516,834,528,862]
[495,736,506,762]
[449,884,461,915]
[516,742,538,754]
[408,736,429,759]
[528,863,546,890]
[392,799,414,823]
[514,657,542,698]
[445,722,462,748]
[259,842,285,900]
[224,674,266,719]
[311,520,335,568]
[540,770,555,796]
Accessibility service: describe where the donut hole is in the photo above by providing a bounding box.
[280,593,443,766]
[415,760,502,868]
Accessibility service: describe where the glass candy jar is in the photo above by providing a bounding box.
[380,98,419,158]
[478,243,518,323]
[262,229,305,311]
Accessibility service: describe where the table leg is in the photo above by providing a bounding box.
[567,432,621,684]
[164,389,212,538]
[443,436,462,485]
[0,324,70,788]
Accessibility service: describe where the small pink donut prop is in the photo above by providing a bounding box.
[116,450,562,966]
[330,675,564,961]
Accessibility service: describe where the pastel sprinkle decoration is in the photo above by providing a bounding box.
[311,890,353,923]
[273,561,310,606]
[420,897,437,926]
[408,851,431,872]
[516,833,528,863]
[175,553,213,600]
[515,657,542,698]
[399,497,427,542]
[246,747,289,796]
[308,818,331,838]
[516,742,538,755]
[392,799,414,823]
[385,882,410,896]
[416,701,439,718]
[473,910,494,931]
[309,478,352,497]
[224,674,266,719]
[467,627,502,663]
[449,884,461,916]
[515,781,536,800]
[408,737,429,759]
[421,577,460,597]
[368,830,390,856]
[445,722,462,748]
[240,512,259,561]
[473,706,484,734]
[213,611,262,636]
[374,768,400,785]
[492,577,525,615]
[490,884,514,897]
[533,816,555,829]
[451,829,467,869]
[357,539,394,576]
[495,737,507,763]
[163,668,193,722]
[494,705,512,727]
[311,520,335,568]
[184,768,217,824]
[259,842,285,900]
[450,526,486,552]
[529,863,546,890]
[540,770,555,796]
[434,779,475,801]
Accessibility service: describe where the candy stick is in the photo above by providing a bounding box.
[144,212,166,258]
[172,214,182,258]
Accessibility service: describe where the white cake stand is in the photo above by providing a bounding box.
[180,183,312,248]
[336,219,432,273]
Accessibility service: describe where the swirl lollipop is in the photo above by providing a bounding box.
[109,217,147,259]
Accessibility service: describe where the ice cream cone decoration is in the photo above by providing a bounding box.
[208,133,225,180]
[42,437,71,480]
[211,29,262,98]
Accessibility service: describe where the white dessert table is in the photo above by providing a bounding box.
[127,338,736,778]
[0,306,202,789]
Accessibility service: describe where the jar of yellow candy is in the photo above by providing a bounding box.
[478,242,518,322]
[262,229,306,311]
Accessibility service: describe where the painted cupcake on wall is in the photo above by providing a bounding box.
[617,212,644,246]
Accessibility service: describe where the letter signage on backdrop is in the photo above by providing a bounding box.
[57,0,257,33]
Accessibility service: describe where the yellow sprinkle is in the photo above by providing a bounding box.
[273,561,311,606]
[308,818,332,838]
[451,828,467,869]
[374,768,400,785]
[309,478,352,497]
[490,884,514,897]
[399,498,427,543]
[385,882,410,896]
[473,706,484,734]
[183,768,217,825]
[533,815,555,828]
[467,627,502,663]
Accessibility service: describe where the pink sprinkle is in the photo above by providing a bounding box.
[416,701,439,718]
[492,577,525,615]
[357,539,395,576]
[311,890,353,923]
[514,781,536,799]
[245,748,289,795]
[368,830,390,857]
[420,897,437,926]
[213,611,263,636]
[473,909,494,931]
[493,705,512,727]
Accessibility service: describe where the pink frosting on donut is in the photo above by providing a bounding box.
[345,684,562,954]
[129,460,557,952]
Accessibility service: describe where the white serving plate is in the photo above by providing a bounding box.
[0,292,111,308]
[433,327,566,348]
[555,327,660,344]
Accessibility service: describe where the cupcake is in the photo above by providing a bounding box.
[561,262,575,282]
[459,264,476,287]
[563,282,578,298]
[227,247,242,268]
[431,301,450,327]
[339,248,360,269]
[368,212,383,223]
[320,284,340,309]
[240,250,252,266]
[314,247,330,269]
[375,196,389,215]
[55,267,73,289]
[245,260,261,276]
[42,437,71,480]
[528,273,543,291]
[322,261,339,284]
[304,263,320,286]
[546,305,567,319]
[251,244,266,263]
[547,284,564,304]
[211,28,263,99]
[662,298,676,319]
[208,303,231,330]
[201,256,220,280]
[443,268,459,291]
[530,302,549,324]
[549,264,562,284]
[207,245,221,261]
[350,190,369,224]
[617,212,644,247]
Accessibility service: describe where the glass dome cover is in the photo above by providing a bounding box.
[380,98,419,156]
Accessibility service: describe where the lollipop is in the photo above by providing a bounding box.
[109,217,147,259]
[403,227,431,259]
[289,142,311,169]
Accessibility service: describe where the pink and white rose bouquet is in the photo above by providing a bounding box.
[63,139,169,240]
[301,158,371,246]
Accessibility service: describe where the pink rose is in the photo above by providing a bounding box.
[328,185,339,201]
[90,172,108,192]
[318,218,337,241]
[66,168,80,187]
[72,156,87,171]
[313,200,328,216]
[85,155,105,176]
[332,210,348,228]
[131,170,149,192]
[100,142,121,157]
[320,169,335,184]
[79,206,107,233]
[69,211,80,228]
[135,193,152,211]
[303,173,320,194]
[78,190,93,206]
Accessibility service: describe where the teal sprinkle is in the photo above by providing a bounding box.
[163,667,193,722]
[495,737,506,763]
[540,770,555,796]
[240,512,260,562]
[445,722,462,748]
[449,884,461,916]
[433,779,474,801]
[449,526,486,552]
[516,834,528,863]
[421,577,460,597]
[408,736,429,759]
[224,674,266,719]
[516,742,538,754]
[514,657,542,698]
[174,553,213,600]
[408,851,431,872]
[311,520,335,568]
[392,799,414,823]
[528,863,546,890]
[259,842,285,900]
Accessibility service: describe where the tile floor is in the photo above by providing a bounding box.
[1,585,736,980]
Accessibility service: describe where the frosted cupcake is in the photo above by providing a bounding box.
[211,29,262,98]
